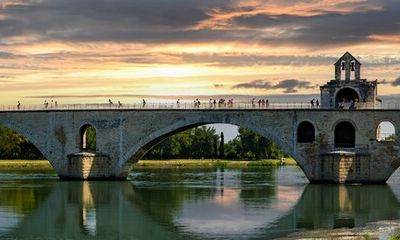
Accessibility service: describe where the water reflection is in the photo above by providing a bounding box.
[0,168,399,239]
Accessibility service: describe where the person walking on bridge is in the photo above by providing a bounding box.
[17,101,21,110]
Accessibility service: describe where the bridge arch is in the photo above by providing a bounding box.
[79,124,97,151]
[297,121,315,143]
[376,120,396,142]
[334,121,356,148]
[120,117,305,176]
[0,121,53,169]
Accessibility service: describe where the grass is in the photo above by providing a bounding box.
[0,158,297,171]
[0,160,54,172]
[134,158,297,168]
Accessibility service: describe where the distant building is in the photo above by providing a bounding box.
[320,52,381,108]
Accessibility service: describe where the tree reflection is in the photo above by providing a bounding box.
[1,169,400,239]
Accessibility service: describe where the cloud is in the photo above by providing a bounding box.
[179,53,337,66]
[233,79,315,93]
[0,51,19,59]
[391,76,400,86]
[213,84,224,88]
[0,0,398,48]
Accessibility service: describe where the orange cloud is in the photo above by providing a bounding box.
[195,0,382,30]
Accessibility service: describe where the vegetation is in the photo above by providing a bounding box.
[0,124,289,163]
[0,160,53,172]
[84,125,96,151]
[135,159,296,168]
[0,126,44,159]
[144,126,288,160]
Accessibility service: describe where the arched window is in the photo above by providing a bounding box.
[334,121,355,148]
[80,124,96,151]
[377,121,395,142]
[335,88,359,106]
[297,121,315,143]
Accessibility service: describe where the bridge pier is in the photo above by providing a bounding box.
[59,152,126,180]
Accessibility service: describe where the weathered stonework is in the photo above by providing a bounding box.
[0,109,400,183]
[320,52,379,108]
[65,152,117,180]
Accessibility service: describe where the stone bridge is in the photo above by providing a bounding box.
[1,108,400,183]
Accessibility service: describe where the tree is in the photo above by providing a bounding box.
[0,125,44,159]
[213,135,218,158]
[144,125,287,160]
[85,126,96,151]
[219,132,225,159]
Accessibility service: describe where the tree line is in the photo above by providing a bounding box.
[144,126,287,160]
[0,124,287,160]
[0,126,44,159]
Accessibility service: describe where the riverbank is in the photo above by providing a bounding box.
[134,159,297,168]
[0,159,297,171]
[278,220,400,240]
[0,160,54,172]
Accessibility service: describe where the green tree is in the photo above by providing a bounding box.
[144,125,287,160]
[0,125,44,159]
[219,132,225,159]
[0,126,24,158]
[213,135,218,158]
[85,126,96,151]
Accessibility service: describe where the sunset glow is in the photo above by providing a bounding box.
[0,0,400,104]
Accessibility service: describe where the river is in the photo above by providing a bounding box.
[1,166,400,239]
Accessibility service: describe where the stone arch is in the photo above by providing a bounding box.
[120,118,304,176]
[334,121,356,148]
[335,87,360,106]
[0,121,55,169]
[79,124,97,151]
[297,121,315,143]
[376,121,396,142]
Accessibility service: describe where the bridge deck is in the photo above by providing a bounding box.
[0,102,399,112]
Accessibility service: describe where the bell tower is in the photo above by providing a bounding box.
[334,52,361,81]
[320,52,380,108]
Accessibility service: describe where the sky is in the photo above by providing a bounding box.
[1,0,400,105]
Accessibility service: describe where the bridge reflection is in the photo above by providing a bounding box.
[1,172,400,239]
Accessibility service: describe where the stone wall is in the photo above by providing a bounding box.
[1,109,400,182]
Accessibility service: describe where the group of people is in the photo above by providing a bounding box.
[43,100,58,109]
[251,98,270,108]
[108,99,125,108]
[337,98,358,110]
[310,98,320,107]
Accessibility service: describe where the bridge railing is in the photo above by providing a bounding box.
[1,102,400,111]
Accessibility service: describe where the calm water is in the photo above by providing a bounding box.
[1,167,400,239]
